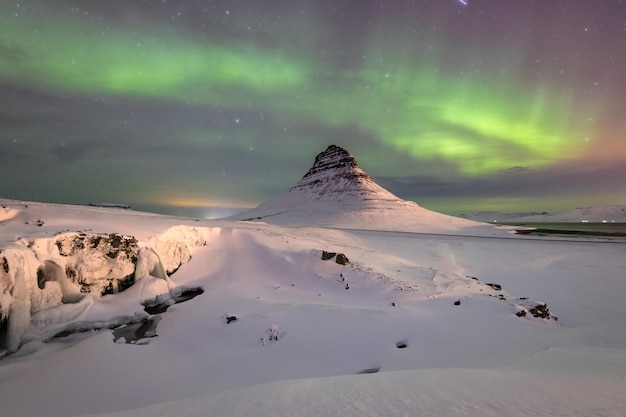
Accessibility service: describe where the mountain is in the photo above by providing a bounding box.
[459,211,550,223]
[523,205,626,222]
[229,145,491,234]
[474,205,626,223]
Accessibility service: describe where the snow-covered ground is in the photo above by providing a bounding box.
[1,199,625,417]
[2,147,625,416]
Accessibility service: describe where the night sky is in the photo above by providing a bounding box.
[1,1,625,218]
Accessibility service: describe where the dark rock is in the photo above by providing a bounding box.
[298,146,376,191]
[453,300,461,306]
[36,267,45,289]
[396,341,408,349]
[141,286,204,314]
[515,302,557,321]
[143,301,170,315]
[226,315,238,324]
[486,283,502,291]
[321,251,337,260]
[321,251,348,264]
[335,253,349,265]
[529,303,550,319]
[356,367,381,374]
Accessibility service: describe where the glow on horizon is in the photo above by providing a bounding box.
[150,196,257,209]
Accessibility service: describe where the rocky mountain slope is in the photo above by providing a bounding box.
[229,145,495,234]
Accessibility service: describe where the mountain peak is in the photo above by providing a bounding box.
[304,145,362,179]
[287,144,392,199]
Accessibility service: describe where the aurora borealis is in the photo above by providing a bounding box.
[1,1,625,217]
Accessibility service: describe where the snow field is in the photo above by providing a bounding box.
[1,200,625,416]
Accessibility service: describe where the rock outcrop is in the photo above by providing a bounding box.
[286,145,398,200]
[1,226,210,353]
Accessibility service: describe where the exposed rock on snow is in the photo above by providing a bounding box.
[356,367,381,374]
[141,286,204,315]
[260,324,280,346]
[515,301,558,321]
[321,251,349,265]
[335,253,349,265]
[79,203,131,210]
[457,275,558,322]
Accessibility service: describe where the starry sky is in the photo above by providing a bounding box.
[1,0,625,218]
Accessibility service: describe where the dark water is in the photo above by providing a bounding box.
[499,222,626,237]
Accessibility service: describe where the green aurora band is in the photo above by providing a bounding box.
[0,10,591,176]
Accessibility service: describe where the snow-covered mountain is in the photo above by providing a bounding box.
[229,145,491,234]
[510,205,626,222]
[461,205,626,223]
[459,211,550,223]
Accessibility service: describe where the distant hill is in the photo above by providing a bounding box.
[461,205,626,223]
[459,211,549,223]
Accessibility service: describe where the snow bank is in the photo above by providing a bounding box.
[0,205,20,223]
[152,225,212,274]
[76,358,626,417]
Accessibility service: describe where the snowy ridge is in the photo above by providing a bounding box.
[512,205,626,222]
[459,211,550,222]
[229,145,493,234]
[464,205,626,223]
